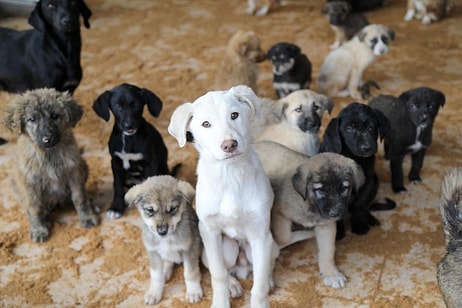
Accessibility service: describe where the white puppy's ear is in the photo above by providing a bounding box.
[229,85,262,119]
[168,102,194,147]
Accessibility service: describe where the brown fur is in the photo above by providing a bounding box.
[404,0,452,24]
[215,30,266,94]
[2,88,98,242]
[437,167,462,308]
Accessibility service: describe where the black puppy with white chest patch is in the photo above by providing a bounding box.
[369,87,446,193]
[320,102,395,239]
[93,83,170,219]
[266,42,312,98]
[0,0,91,94]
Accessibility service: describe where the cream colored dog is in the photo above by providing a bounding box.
[168,85,278,308]
[317,24,395,100]
[404,0,452,24]
[257,89,333,156]
[254,140,365,289]
[215,30,266,95]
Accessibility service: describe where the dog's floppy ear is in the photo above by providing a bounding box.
[79,0,92,29]
[372,108,391,141]
[2,104,23,134]
[64,96,84,127]
[92,91,112,121]
[292,165,311,201]
[386,27,395,41]
[347,159,365,193]
[168,102,194,148]
[229,85,262,119]
[433,89,446,107]
[124,184,144,208]
[140,88,163,118]
[320,95,334,115]
[177,180,196,204]
[28,1,47,32]
[320,118,342,153]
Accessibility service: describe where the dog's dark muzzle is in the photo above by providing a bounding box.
[157,224,168,236]
[38,127,60,148]
[299,118,320,133]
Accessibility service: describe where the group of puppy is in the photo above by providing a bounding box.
[0,0,460,307]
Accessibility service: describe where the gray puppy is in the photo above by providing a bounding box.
[369,87,445,193]
[125,175,203,305]
[254,141,364,289]
[3,88,98,242]
[437,167,462,308]
[321,1,369,49]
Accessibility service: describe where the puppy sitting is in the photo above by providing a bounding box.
[266,42,312,98]
[125,175,203,305]
[437,167,462,308]
[321,1,369,49]
[368,87,446,193]
[404,0,452,24]
[254,141,364,289]
[215,30,266,95]
[317,24,395,100]
[320,102,395,238]
[3,88,98,242]
[168,85,278,308]
[257,89,333,157]
[93,83,170,219]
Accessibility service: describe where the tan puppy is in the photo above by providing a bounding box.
[3,88,98,242]
[215,30,266,95]
[317,24,395,100]
[437,167,462,308]
[404,0,451,24]
[254,141,365,289]
[257,89,333,156]
[125,175,203,305]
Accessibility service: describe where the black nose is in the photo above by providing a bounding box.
[221,140,238,153]
[157,225,168,236]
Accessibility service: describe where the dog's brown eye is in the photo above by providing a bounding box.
[27,117,36,123]
[51,113,59,120]
[202,121,211,128]
[144,207,157,217]
[168,206,179,216]
[312,104,319,111]
[295,106,302,113]
[230,112,239,120]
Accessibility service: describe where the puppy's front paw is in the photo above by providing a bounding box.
[144,287,163,305]
[409,175,422,184]
[228,275,243,298]
[80,212,98,228]
[404,10,414,21]
[106,209,123,220]
[185,284,203,303]
[392,186,407,194]
[30,225,50,242]
[322,272,347,289]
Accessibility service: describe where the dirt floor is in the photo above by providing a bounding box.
[0,0,461,307]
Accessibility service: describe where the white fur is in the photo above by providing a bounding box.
[168,85,278,308]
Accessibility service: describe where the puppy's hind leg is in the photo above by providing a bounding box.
[182,252,203,303]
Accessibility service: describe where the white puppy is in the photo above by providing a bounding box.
[317,24,395,100]
[257,90,333,156]
[168,85,278,308]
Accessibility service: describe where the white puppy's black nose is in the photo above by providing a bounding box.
[221,140,238,153]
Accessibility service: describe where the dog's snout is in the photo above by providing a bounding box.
[157,224,168,236]
[42,136,51,144]
[360,143,372,153]
[221,139,238,153]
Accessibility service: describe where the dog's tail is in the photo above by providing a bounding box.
[370,197,396,211]
[360,80,381,100]
[440,167,462,245]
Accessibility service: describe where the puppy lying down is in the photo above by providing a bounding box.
[254,140,365,288]
[125,175,203,305]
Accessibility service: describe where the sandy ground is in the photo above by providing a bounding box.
[0,0,461,307]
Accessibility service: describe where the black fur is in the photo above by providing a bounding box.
[321,1,369,38]
[0,0,91,94]
[93,83,170,218]
[266,42,312,98]
[320,102,395,239]
[368,87,446,193]
[327,0,387,12]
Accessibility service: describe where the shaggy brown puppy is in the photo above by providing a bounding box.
[215,30,266,94]
[3,88,98,242]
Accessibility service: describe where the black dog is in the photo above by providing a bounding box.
[93,83,171,219]
[320,102,395,239]
[0,0,91,94]
[266,42,312,98]
[369,87,446,194]
[327,0,387,12]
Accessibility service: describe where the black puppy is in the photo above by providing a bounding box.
[0,0,91,94]
[320,102,395,239]
[327,0,387,12]
[266,42,312,98]
[93,83,171,219]
[369,87,446,194]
